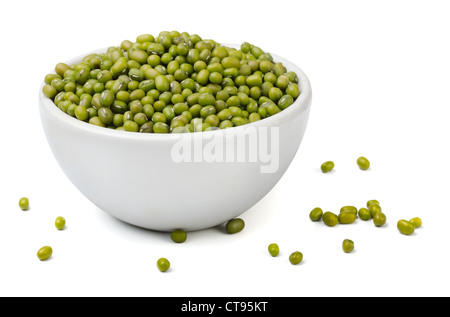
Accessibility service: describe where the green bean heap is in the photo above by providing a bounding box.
[42,31,301,133]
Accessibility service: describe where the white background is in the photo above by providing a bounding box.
[1,0,449,297]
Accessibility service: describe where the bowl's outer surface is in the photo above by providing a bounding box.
[39,46,312,231]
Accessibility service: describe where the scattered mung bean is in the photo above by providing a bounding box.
[366,200,379,208]
[321,161,334,173]
[289,251,303,265]
[170,229,187,243]
[369,204,382,218]
[37,246,53,261]
[358,207,371,221]
[410,217,422,228]
[309,207,323,221]
[373,212,386,227]
[397,219,415,235]
[322,211,338,227]
[225,218,245,234]
[342,239,354,253]
[340,206,357,216]
[55,216,66,230]
[157,257,170,272]
[357,156,370,170]
[18,197,29,211]
[338,211,357,224]
[268,243,280,257]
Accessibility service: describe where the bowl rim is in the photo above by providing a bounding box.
[39,44,312,141]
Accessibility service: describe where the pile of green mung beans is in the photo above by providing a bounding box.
[42,31,301,133]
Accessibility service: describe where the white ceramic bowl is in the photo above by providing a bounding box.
[39,46,312,232]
